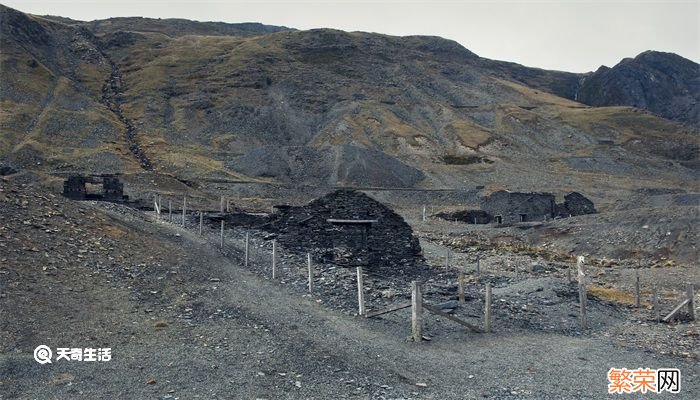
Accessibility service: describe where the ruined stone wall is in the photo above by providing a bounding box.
[436,209,492,224]
[556,192,597,217]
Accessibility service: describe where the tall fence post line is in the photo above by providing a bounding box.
[635,270,641,308]
[307,253,313,293]
[458,270,465,305]
[168,200,172,222]
[476,256,481,275]
[484,283,492,333]
[356,266,365,316]
[244,232,249,267]
[220,196,224,212]
[411,281,422,341]
[182,196,187,227]
[687,284,695,321]
[226,199,230,212]
[272,240,277,279]
[199,211,203,235]
[652,284,660,323]
[422,205,426,222]
[577,255,587,329]
[220,220,224,249]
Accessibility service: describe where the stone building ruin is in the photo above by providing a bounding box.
[480,191,556,224]
[437,190,597,225]
[62,175,128,201]
[264,190,425,276]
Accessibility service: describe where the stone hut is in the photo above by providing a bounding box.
[267,190,425,276]
[480,191,556,224]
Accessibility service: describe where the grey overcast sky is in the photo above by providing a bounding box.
[3,0,698,72]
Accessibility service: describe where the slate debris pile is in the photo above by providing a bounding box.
[265,190,426,278]
[435,209,492,224]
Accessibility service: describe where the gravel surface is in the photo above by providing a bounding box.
[1,180,698,399]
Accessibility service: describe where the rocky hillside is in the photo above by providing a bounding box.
[575,51,700,126]
[0,5,697,200]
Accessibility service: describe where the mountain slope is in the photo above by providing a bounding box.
[575,51,700,126]
[0,5,697,203]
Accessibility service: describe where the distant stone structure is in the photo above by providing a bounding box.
[62,175,128,201]
[437,190,597,225]
[480,191,556,224]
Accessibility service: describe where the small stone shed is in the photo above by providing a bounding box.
[480,191,556,224]
[267,190,425,275]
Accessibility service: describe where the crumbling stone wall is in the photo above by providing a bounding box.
[266,190,425,276]
[556,191,597,217]
[62,175,127,201]
[63,176,88,200]
[102,176,125,201]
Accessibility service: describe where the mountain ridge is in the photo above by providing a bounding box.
[0,5,697,207]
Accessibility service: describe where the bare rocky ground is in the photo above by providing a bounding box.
[1,177,699,399]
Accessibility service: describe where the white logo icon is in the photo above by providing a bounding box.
[34,345,52,364]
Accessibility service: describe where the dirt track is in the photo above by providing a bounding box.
[1,182,698,399]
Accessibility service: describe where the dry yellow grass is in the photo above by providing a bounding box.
[441,119,491,149]
[495,78,581,108]
[588,285,646,306]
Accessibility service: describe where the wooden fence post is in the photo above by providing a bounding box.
[168,200,172,222]
[272,240,277,279]
[688,284,695,321]
[422,206,426,222]
[357,266,365,316]
[199,211,203,235]
[484,283,492,333]
[411,281,422,341]
[652,284,660,323]
[154,196,160,216]
[635,270,641,308]
[445,249,450,270]
[307,253,313,293]
[244,232,249,267]
[220,196,224,212]
[458,270,465,305]
[226,199,230,212]
[220,220,224,249]
[182,196,186,227]
[476,256,481,275]
[577,256,587,330]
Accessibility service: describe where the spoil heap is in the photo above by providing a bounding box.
[267,190,426,277]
